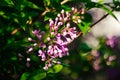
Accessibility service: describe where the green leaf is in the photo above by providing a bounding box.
[113,0,120,7]
[20,72,30,80]
[79,43,92,53]
[30,73,46,80]
[0,0,8,6]
[24,1,44,10]
[47,64,63,73]
[44,16,50,21]
[51,0,61,8]
[4,0,14,6]
[53,64,63,73]
[77,22,90,35]
[11,56,17,60]
[44,12,56,21]
[30,55,40,62]
[77,13,92,35]
[61,5,71,12]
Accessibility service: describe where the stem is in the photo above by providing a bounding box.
[78,9,115,37]
[58,23,66,33]
[61,0,69,5]
[90,12,109,27]
[90,6,119,27]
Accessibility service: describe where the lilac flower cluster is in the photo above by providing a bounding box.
[91,49,116,71]
[27,8,85,70]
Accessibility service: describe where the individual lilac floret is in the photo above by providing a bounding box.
[57,9,71,22]
[27,47,34,53]
[49,18,58,31]
[38,50,46,61]
[72,7,78,14]
[49,18,63,35]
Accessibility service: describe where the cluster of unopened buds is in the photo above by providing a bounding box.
[26,7,85,70]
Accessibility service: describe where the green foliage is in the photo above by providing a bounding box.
[78,13,92,34]
[21,72,30,80]
[21,71,46,80]
[48,64,63,73]
[30,73,46,80]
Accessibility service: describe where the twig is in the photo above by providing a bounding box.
[61,0,69,5]
[90,6,119,27]
[90,12,109,27]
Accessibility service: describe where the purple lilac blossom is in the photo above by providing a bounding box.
[27,8,83,70]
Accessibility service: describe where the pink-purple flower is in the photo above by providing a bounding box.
[26,7,84,70]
